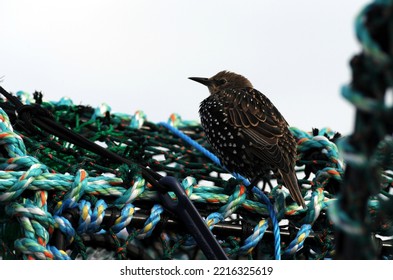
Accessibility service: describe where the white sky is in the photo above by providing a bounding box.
[0,0,371,135]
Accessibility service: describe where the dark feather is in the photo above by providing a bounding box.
[220,88,295,171]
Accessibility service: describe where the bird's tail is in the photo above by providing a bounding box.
[279,170,306,209]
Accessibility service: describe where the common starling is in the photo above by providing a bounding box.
[189,71,306,208]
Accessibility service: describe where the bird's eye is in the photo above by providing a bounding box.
[217,79,227,86]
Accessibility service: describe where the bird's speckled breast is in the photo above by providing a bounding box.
[199,94,262,177]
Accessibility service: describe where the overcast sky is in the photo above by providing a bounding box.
[0,0,371,135]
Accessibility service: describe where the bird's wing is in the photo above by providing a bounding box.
[222,88,293,171]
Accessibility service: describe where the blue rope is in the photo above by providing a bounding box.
[159,121,281,260]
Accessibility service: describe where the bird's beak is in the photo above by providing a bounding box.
[188,77,212,87]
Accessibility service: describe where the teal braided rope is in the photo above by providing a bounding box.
[284,224,312,256]
[0,121,27,158]
[181,176,196,197]
[78,200,93,233]
[5,201,56,259]
[314,167,343,188]
[14,238,54,260]
[205,212,224,230]
[217,184,247,217]
[192,183,224,194]
[168,113,200,128]
[34,189,48,211]
[49,245,71,260]
[300,188,326,225]
[111,203,135,234]
[16,91,33,104]
[159,121,281,260]
[205,184,246,242]
[88,199,108,232]
[53,216,76,244]
[229,219,269,257]
[0,107,16,131]
[137,204,164,239]
[205,184,271,257]
[53,96,73,106]
[0,166,271,213]
[184,177,247,229]
[77,199,108,233]
[18,217,50,246]
[0,155,41,171]
[114,176,145,208]
[0,169,124,196]
[91,102,111,121]
[5,202,55,229]
[292,128,343,170]
[54,169,88,215]
[283,169,337,223]
[0,163,48,201]
[0,113,65,259]
[186,190,229,204]
[130,110,147,129]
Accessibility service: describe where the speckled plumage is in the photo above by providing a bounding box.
[190,71,306,208]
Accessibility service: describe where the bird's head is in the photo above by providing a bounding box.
[189,70,253,94]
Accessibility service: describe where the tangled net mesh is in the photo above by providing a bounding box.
[0,89,389,260]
